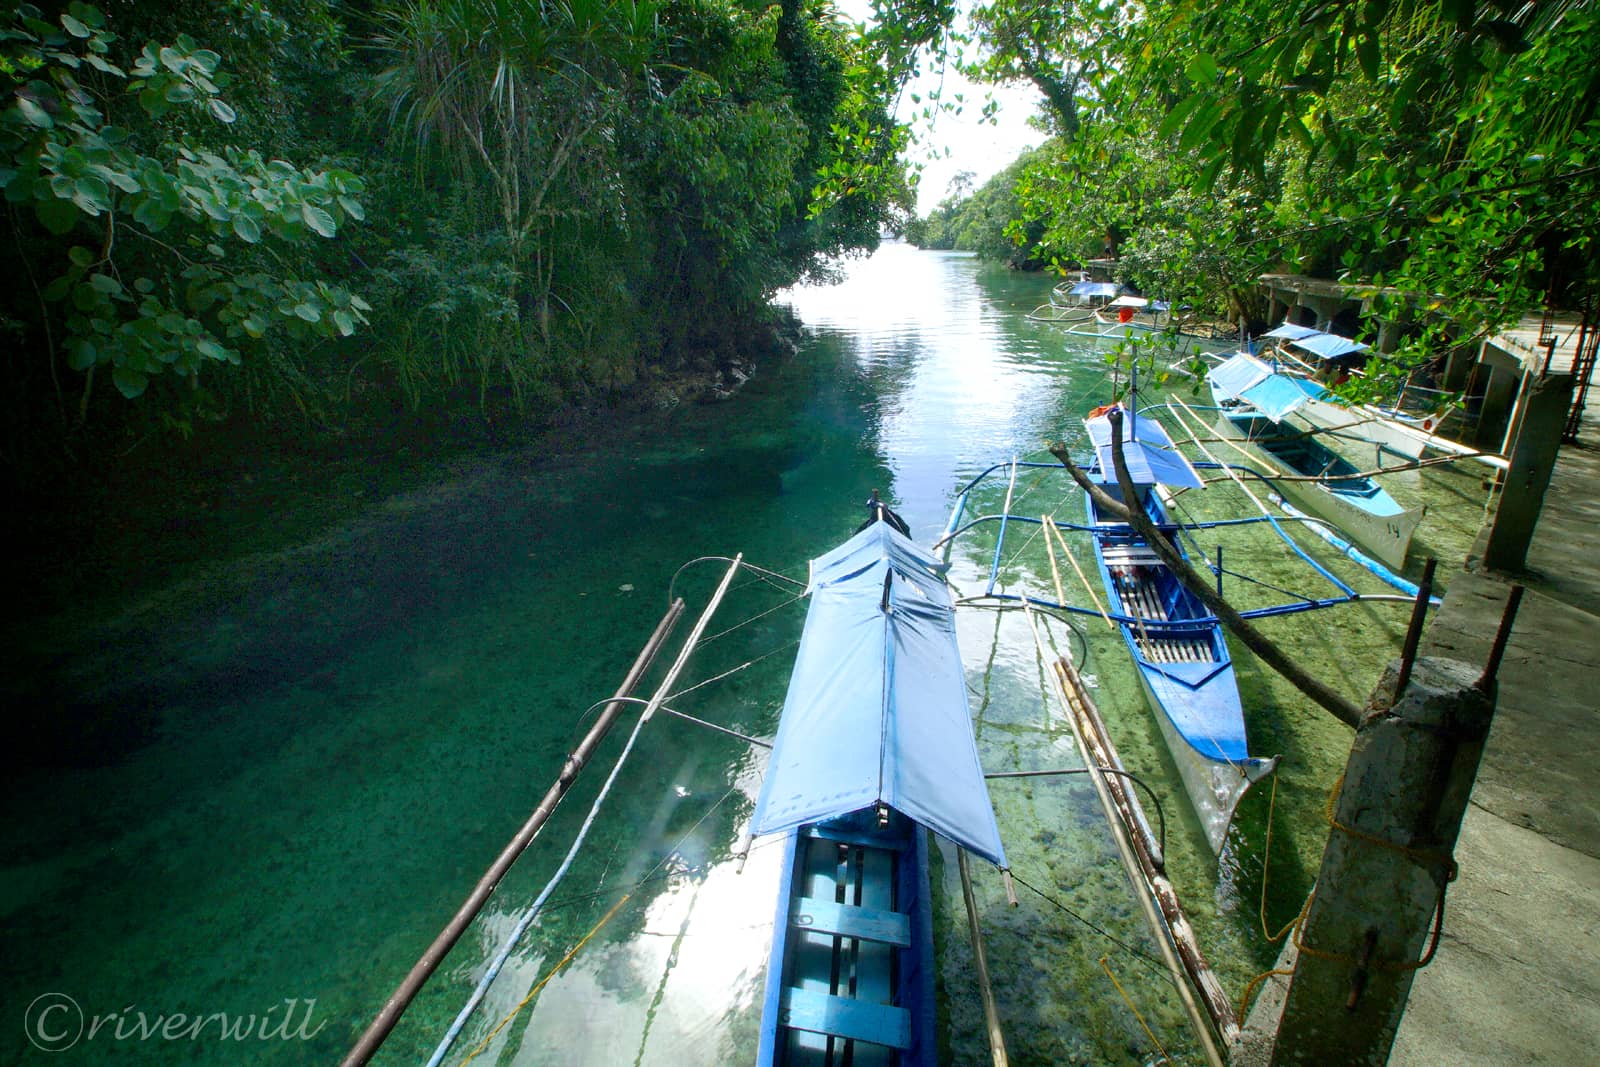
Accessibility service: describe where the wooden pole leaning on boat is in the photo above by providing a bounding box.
[958,848,1011,1067]
[341,598,688,1067]
[1020,604,1227,1067]
[1048,415,1364,729]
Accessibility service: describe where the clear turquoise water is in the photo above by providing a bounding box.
[2,243,1491,1065]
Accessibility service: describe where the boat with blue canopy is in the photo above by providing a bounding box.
[1255,325,1478,464]
[1079,403,1278,853]
[1028,278,1124,323]
[751,503,1006,1066]
[1207,352,1422,570]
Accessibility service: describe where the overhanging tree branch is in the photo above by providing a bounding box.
[1047,409,1363,729]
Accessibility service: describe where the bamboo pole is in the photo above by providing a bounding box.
[1052,653,1240,1044]
[1021,605,1227,1066]
[959,848,1011,1067]
[341,598,687,1067]
[1045,515,1114,629]
[641,555,743,722]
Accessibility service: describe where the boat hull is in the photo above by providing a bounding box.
[1213,410,1421,570]
[758,809,936,1067]
[1085,487,1275,852]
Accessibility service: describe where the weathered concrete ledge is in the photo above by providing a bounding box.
[1236,361,1600,1064]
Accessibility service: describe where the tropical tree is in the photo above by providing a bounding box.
[0,1,366,438]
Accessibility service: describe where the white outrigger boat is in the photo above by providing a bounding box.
[1206,352,1423,570]
[1027,279,1124,323]
[1258,324,1497,468]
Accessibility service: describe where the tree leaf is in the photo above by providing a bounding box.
[17,95,54,129]
[66,338,98,370]
[208,98,236,123]
[293,303,321,322]
[196,337,227,361]
[232,212,261,243]
[35,197,79,234]
[301,202,337,237]
[337,195,365,221]
[1185,54,1218,87]
[60,13,91,37]
[112,366,149,399]
[333,309,356,336]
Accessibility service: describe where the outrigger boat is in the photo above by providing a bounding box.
[1028,278,1123,323]
[1256,324,1486,465]
[751,501,1006,1065]
[1206,352,1422,570]
[1079,405,1278,852]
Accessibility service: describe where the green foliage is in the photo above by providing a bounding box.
[1,2,366,405]
[905,150,1046,265]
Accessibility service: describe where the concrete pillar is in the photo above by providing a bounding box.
[1265,657,1495,1066]
[1481,371,1575,572]
[1299,294,1347,332]
[1473,364,1522,448]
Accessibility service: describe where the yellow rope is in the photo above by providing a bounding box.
[1099,954,1172,1065]
[460,892,634,1065]
[1237,967,1295,1023]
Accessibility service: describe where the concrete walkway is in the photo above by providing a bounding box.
[1389,339,1600,1064]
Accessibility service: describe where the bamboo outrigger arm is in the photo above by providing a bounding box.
[340,597,688,1067]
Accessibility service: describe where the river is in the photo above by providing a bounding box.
[3,242,1489,1065]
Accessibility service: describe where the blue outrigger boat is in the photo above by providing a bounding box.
[1206,352,1421,570]
[750,501,1006,1065]
[1081,404,1278,853]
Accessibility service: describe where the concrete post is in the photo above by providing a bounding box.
[1473,363,1523,448]
[1481,371,1574,572]
[1264,657,1495,1066]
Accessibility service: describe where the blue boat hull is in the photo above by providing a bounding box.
[758,808,936,1066]
[1086,484,1276,852]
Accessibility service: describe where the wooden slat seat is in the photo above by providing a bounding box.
[804,823,908,851]
[1099,543,1164,567]
[779,987,911,1050]
[790,897,911,947]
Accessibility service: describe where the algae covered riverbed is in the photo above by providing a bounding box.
[2,243,1490,1065]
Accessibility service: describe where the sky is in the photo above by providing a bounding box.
[831,1,1044,216]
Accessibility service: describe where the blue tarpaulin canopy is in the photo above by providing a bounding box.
[1207,353,1326,422]
[1084,406,1205,489]
[1069,281,1121,298]
[1289,332,1369,361]
[1263,322,1320,340]
[749,522,1006,867]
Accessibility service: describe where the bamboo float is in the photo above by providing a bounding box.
[1051,652,1240,1046]
[641,555,744,723]
[1020,604,1229,1066]
[341,598,688,1067]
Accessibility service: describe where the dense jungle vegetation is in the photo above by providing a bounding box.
[1,0,913,510]
[907,0,1600,374]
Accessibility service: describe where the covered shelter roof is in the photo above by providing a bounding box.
[1084,405,1205,489]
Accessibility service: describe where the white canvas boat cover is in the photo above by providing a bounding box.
[1207,353,1325,422]
[1069,281,1121,297]
[1084,405,1205,489]
[1289,332,1369,361]
[749,522,1006,867]
[1263,322,1320,340]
